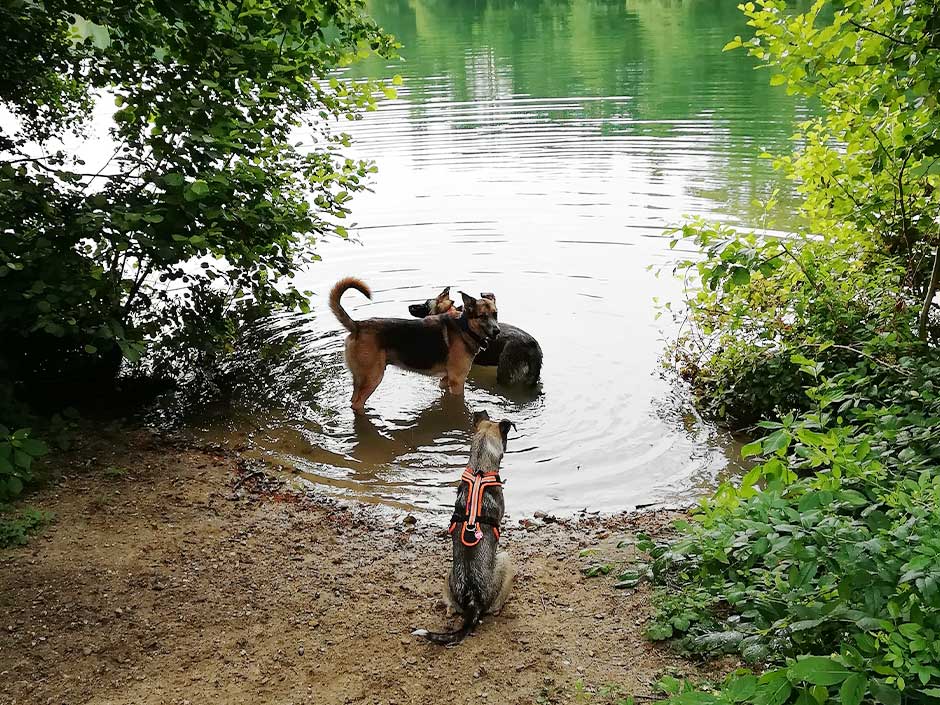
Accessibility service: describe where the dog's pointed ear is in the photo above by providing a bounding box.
[437,286,451,300]
[460,291,477,311]
[498,419,515,442]
[408,302,430,318]
[472,410,490,429]
[480,292,496,304]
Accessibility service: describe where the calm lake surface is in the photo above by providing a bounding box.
[231,0,808,517]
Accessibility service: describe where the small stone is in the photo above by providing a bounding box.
[403,515,417,526]
[83,646,93,656]
[115,608,123,616]
[297,645,304,656]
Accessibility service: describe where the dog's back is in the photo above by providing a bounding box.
[374,318,449,371]
[474,322,542,385]
[406,294,542,386]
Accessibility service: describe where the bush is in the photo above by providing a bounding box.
[666,0,940,426]
[0,426,49,501]
[0,0,398,385]
[0,507,52,548]
[651,356,940,705]
[653,2,940,705]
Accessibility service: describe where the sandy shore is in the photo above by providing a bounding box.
[0,424,727,705]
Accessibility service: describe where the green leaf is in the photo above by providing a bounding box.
[84,344,98,354]
[6,476,23,497]
[730,267,751,287]
[838,490,868,508]
[898,623,921,638]
[763,430,792,455]
[870,681,901,705]
[727,675,758,702]
[793,690,816,705]
[19,439,48,457]
[755,672,792,705]
[14,450,32,471]
[840,674,867,705]
[789,657,853,686]
[741,440,763,458]
[673,693,719,705]
[646,623,673,640]
[189,179,209,196]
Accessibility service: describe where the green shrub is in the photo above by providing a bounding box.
[651,356,940,705]
[0,426,49,501]
[0,507,52,548]
[0,0,398,384]
[655,1,940,704]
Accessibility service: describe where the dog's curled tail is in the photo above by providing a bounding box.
[412,600,481,647]
[329,277,371,334]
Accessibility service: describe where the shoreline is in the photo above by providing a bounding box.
[1,422,730,705]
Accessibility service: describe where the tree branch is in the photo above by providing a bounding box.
[849,20,915,47]
[120,260,152,320]
[779,241,819,289]
[918,228,940,342]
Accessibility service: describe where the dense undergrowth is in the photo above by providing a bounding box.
[652,2,940,705]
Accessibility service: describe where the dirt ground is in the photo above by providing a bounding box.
[0,424,726,705]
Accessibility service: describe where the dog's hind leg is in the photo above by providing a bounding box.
[443,571,461,617]
[487,552,515,616]
[345,336,367,410]
[354,358,386,411]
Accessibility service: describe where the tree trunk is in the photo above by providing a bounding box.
[918,239,940,342]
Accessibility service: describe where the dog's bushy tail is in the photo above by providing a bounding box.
[329,277,371,334]
[524,341,543,385]
[412,599,481,646]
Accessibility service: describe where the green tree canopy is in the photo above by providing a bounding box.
[0,0,397,381]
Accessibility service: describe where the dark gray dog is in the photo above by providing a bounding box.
[407,287,542,386]
[413,411,515,645]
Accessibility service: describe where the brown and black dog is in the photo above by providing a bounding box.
[408,287,542,387]
[330,277,500,412]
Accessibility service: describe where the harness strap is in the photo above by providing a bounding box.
[450,467,502,547]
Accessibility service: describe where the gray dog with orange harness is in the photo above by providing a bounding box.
[413,411,516,645]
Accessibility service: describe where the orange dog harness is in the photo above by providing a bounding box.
[448,467,503,547]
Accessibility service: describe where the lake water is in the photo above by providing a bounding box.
[231,0,808,518]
